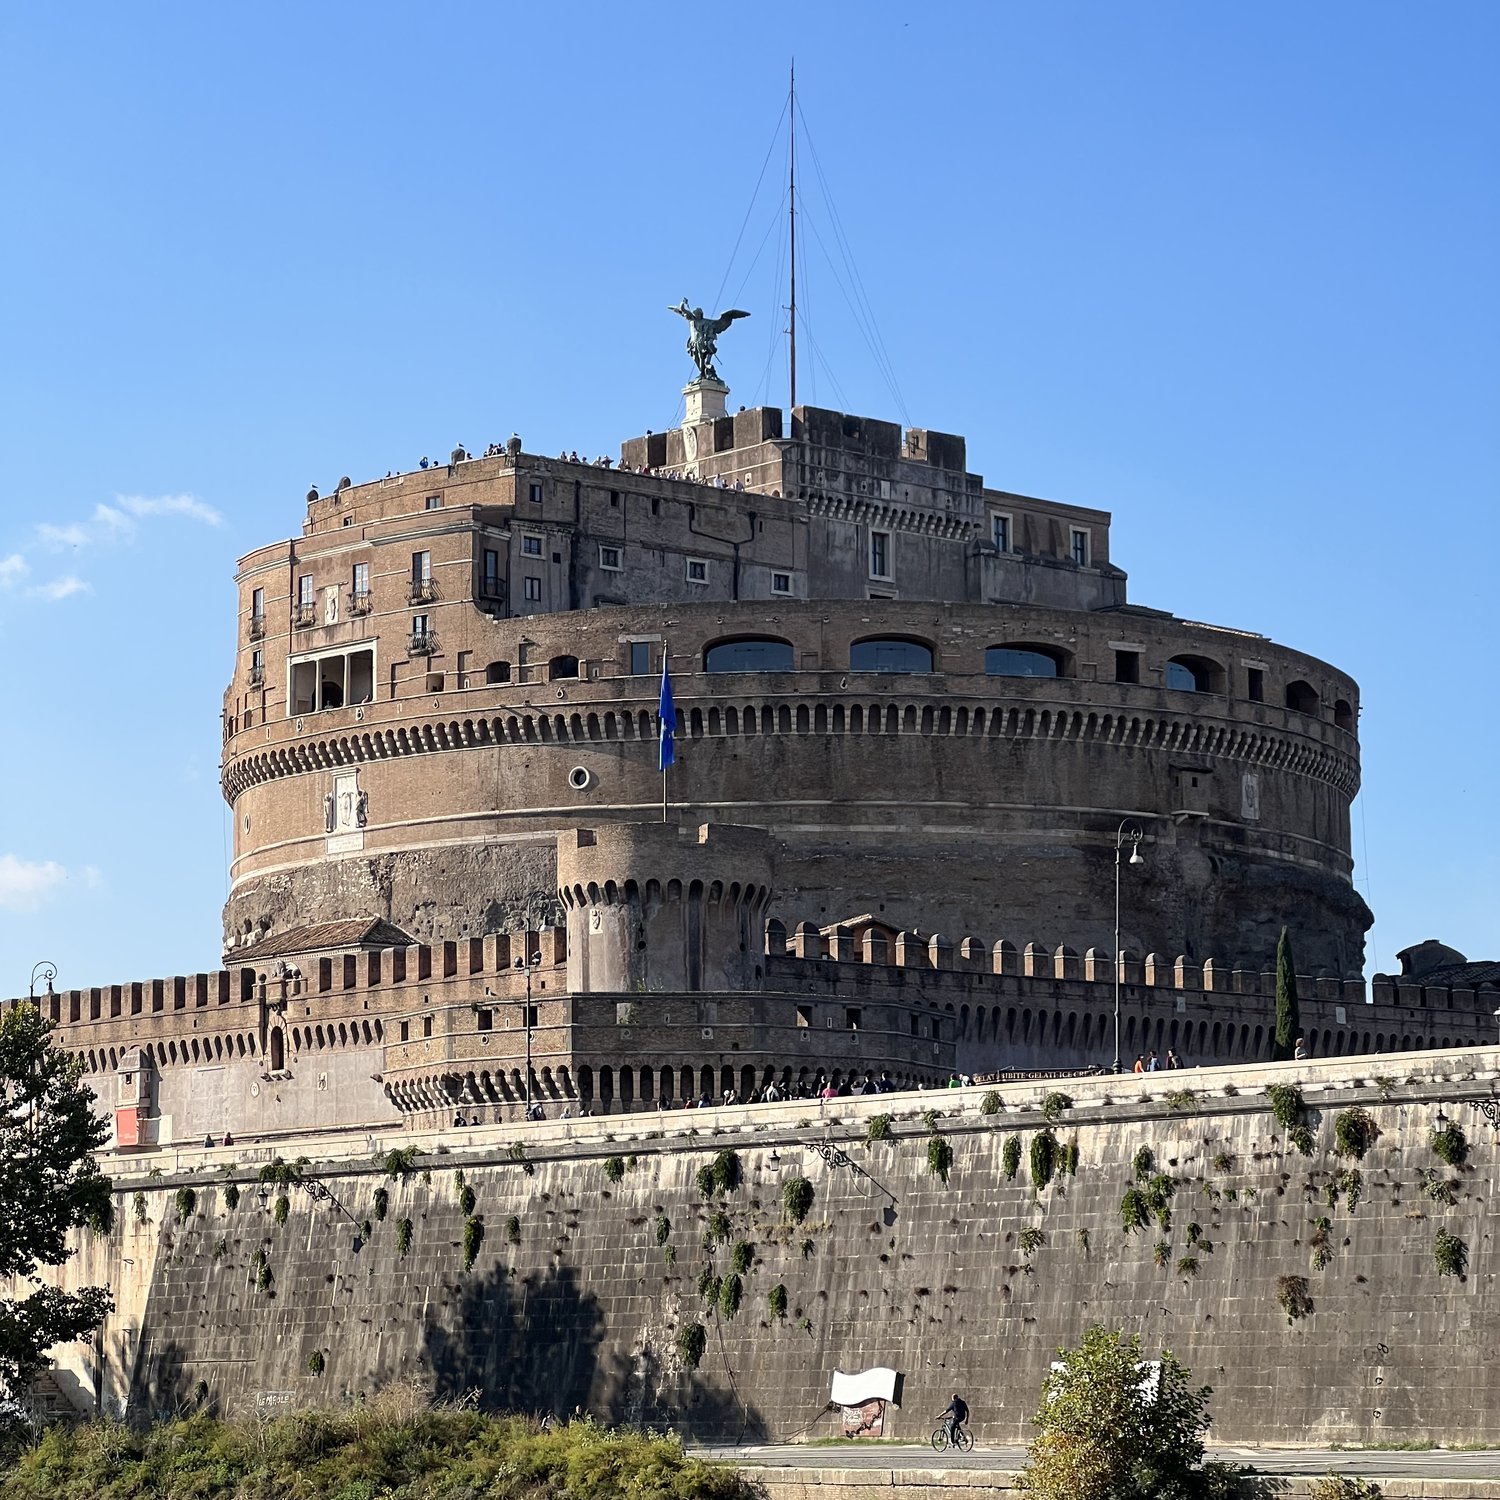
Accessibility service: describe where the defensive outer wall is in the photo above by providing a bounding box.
[25,1051,1500,1445]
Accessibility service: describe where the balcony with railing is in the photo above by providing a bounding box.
[407,578,440,606]
[407,629,439,657]
[249,663,265,688]
[348,589,373,616]
[294,600,318,628]
[249,615,266,641]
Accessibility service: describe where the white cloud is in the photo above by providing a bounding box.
[29,576,90,602]
[35,522,91,549]
[0,854,68,912]
[118,494,223,526]
[0,555,27,588]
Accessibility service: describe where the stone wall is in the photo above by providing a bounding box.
[32,1051,1499,1446]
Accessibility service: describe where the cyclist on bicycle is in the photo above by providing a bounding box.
[939,1392,970,1447]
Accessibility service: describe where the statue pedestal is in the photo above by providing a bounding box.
[683,377,728,426]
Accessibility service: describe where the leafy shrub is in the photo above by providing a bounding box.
[695,1164,717,1198]
[1276,1274,1314,1323]
[1288,1124,1315,1156]
[1018,1226,1044,1256]
[927,1135,954,1184]
[1433,1230,1467,1278]
[1186,1222,1203,1246]
[395,1218,413,1256]
[719,1273,742,1319]
[1120,1188,1149,1233]
[250,1249,272,1294]
[677,1322,707,1369]
[696,1267,720,1302]
[458,1184,477,1216]
[866,1113,892,1142]
[1431,1120,1468,1168]
[174,1187,197,1221]
[782,1177,814,1224]
[380,1146,422,1180]
[1266,1083,1304,1131]
[1132,1145,1156,1181]
[730,1241,753,1274]
[211,1236,228,1262]
[654,1213,671,1245]
[702,1210,728,1244]
[1144,1174,1176,1229]
[372,1187,389,1221]
[258,1156,307,1187]
[1336,1169,1363,1210]
[1211,1151,1233,1173]
[1310,1476,1384,1500]
[663,1244,676,1265]
[1061,1141,1080,1177]
[922,1109,942,1131]
[1176,1256,1200,1277]
[602,1156,626,1184]
[980,1090,1001,1116]
[1002,1134,1022,1180]
[272,1195,290,1227]
[462,1217,484,1271]
[768,1283,788,1320]
[1040,1091,1073,1122]
[1152,1238,1170,1268]
[1029,1130,1058,1191]
[1333,1107,1379,1160]
[1423,1171,1456,1206]
[1164,1089,1198,1113]
[223,1183,240,1211]
[307,1350,324,1376]
[711,1149,742,1194]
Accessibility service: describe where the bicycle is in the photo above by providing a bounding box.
[930,1421,974,1453]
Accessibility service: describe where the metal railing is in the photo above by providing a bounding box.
[248,665,265,687]
[294,601,318,628]
[348,589,373,615]
[249,616,265,640]
[407,578,440,605]
[407,630,438,657]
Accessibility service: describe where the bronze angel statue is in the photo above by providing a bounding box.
[670,299,750,382]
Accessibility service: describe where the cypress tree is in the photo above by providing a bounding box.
[1272,926,1299,1061]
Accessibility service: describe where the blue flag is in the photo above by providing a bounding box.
[658,657,677,772]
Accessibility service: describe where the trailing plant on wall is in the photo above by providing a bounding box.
[980,1091,1001,1116]
[866,1114,892,1142]
[695,1165,717,1198]
[1336,1169,1363,1210]
[1018,1226,1044,1256]
[250,1249,273,1294]
[372,1187,388,1222]
[462,1216,484,1271]
[1176,1256,1199,1278]
[711,1149,742,1193]
[706,1211,731,1244]
[1144,1174,1176,1230]
[458,1184,477,1216]
[1164,1090,1198,1114]
[223,1183,240,1211]
[1002,1135,1022,1180]
[731,1241,753,1274]
[1423,1171,1456,1206]
[654,1214,671,1245]
[272,1195,290,1227]
[1030,1130,1058,1192]
[719,1273,742,1319]
[259,1156,307,1187]
[395,1218,413,1256]
[1333,1108,1379,1160]
[502,1214,519,1246]
[927,1135,954,1185]
[1132,1146,1155,1181]
[782,1177,814,1224]
[697,1267,721,1302]
[768,1283,788,1320]
[677,1322,707,1370]
[1061,1141,1080,1177]
[1288,1123,1315,1156]
[1120,1188,1149,1234]
[174,1187,197,1221]
[1431,1120,1468,1168]
[1152,1239,1170,1269]
[1266,1084,1304,1132]
[1309,1476,1383,1500]
[1433,1230,1467,1279]
[307,1350,324,1376]
[1040,1091,1073,1122]
[603,1156,626,1184]
[1276,1274,1314,1323]
[380,1146,422,1181]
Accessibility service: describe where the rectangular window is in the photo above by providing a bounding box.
[910,1014,919,1037]
[412,550,431,582]
[422,1015,433,1038]
[476,1008,493,1032]
[1070,528,1090,566]
[1247,667,1264,702]
[298,575,314,607]
[796,1005,812,1029]
[629,641,652,675]
[352,563,369,595]
[598,544,622,571]
[686,557,709,584]
[771,572,792,595]
[425,494,442,511]
[870,530,890,578]
[1115,650,1140,685]
[523,1004,538,1029]
[524,576,542,602]
[399,1020,409,1042]
[251,587,265,619]
[411,613,430,637]
[250,648,264,685]
[991,513,1011,553]
[482,548,500,591]
[844,1007,862,1031]
[522,535,542,557]
[528,481,543,503]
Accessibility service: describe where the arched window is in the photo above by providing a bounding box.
[548,655,579,681]
[1166,655,1222,694]
[1334,698,1354,732]
[1285,679,1319,714]
[704,637,795,673]
[485,661,511,685]
[850,637,934,673]
[985,645,1064,678]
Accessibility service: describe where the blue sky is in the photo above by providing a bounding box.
[0,3,1494,992]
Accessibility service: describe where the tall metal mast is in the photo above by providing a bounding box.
[788,61,798,413]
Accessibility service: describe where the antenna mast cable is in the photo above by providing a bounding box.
[788,61,797,413]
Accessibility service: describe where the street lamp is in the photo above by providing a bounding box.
[514,952,542,1112]
[29,961,57,1002]
[1112,822,1144,1074]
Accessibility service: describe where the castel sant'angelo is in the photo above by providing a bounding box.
[12,319,1497,1150]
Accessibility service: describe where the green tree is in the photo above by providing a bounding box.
[1018,1325,1237,1500]
[1272,927,1300,1062]
[0,1003,115,1393]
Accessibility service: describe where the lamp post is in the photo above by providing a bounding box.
[514,951,541,1111]
[29,961,57,1002]
[1112,822,1144,1074]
